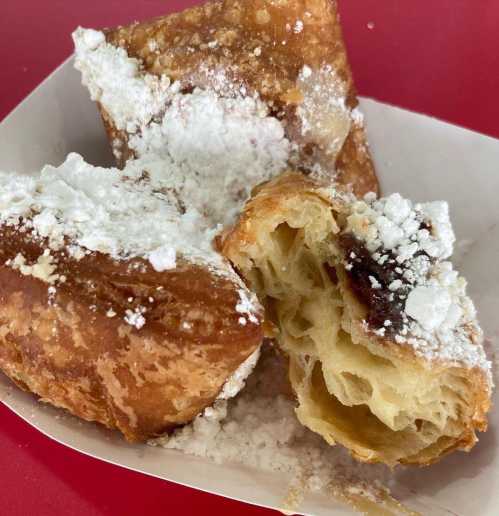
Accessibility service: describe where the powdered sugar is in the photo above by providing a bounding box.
[405,285,451,331]
[301,65,312,79]
[296,65,352,167]
[6,250,62,285]
[344,193,491,376]
[236,289,260,325]
[73,28,290,227]
[78,28,105,50]
[1,153,262,318]
[148,246,177,271]
[347,193,455,258]
[130,89,290,225]
[293,20,304,33]
[73,28,174,134]
[155,349,393,510]
[0,154,217,269]
[124,308,146,330]
[350,107,364,125]
[217,346,261,400]
[0,153,262,325]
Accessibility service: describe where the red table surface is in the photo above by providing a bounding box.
[0,2,498,515]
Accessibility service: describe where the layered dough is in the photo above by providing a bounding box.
[222,172,491,466]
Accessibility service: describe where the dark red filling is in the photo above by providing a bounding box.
[338,233,408,336]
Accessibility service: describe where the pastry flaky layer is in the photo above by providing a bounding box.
[73,0,378,198]
[0,155,263,442]
[221,172,491,466]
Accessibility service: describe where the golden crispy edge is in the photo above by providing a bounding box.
[0,226,263,441]
[221,171,491,465]
[99,0,378,196]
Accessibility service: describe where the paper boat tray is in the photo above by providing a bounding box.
[0,57,498,516]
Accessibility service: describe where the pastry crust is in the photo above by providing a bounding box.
[77,0,378,197]
[0,226,262,442]
[221,172,491,466]
[0,158,263,442]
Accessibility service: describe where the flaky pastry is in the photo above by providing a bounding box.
[73,0,378,199]
[0,154,263,441]
[222,172,491,466]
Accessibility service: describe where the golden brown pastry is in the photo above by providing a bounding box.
[0,153,263,442]
[222,172,491,466]
[73,0,378,198]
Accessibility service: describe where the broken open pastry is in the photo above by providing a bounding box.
[222,172,491,466]
[0,153,263,442]
[73,0,378,200]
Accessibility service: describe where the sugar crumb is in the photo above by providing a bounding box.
[344,192,491,378]
[293,20,304,33]
[124,309,146,329]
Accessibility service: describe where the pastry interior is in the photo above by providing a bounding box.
[222,173,489,466]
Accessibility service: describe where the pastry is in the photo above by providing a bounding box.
[221,171,491,466]
[73,0,378,202]
[0,153,263,442]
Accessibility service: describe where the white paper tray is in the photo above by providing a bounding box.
[0,57,498,516]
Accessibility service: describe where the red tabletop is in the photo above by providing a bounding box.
[1,2,498,515]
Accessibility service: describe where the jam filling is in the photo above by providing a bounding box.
[338,233,410,336]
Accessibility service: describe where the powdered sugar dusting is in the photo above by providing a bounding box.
[0,154,216,270]
[73,28,290,227]
[73,28,173,134]
[148,246,177,271]
[73,29,374,224]
[405,284,451,331]
[155,349,394,510]
[297,65,351,158]
[129,89,290,225]
[347,193,455,258]
[6,250,63,285]
[217,346,261,400]
[293,20,304,33]
[344,193,491,378]
[351,106,364,125]
[0,154,263,321]
[124,308,146,329]
[236,289,260,325]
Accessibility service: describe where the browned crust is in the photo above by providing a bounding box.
[221,171,491,466]
[99,0,378,197]
[0,226,263,441]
